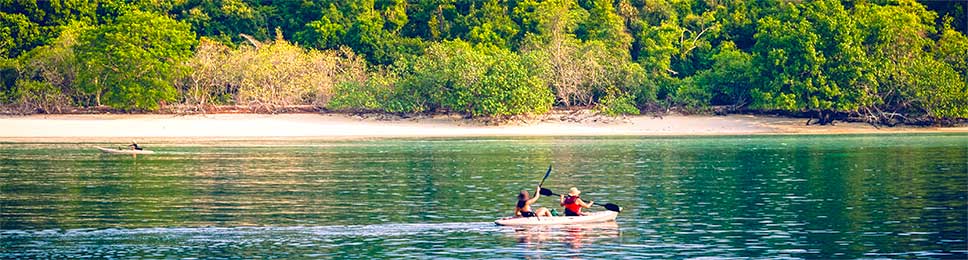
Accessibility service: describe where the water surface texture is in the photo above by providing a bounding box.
[2,134,966,258]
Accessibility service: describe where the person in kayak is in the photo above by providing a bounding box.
[560,187,594,216]
[127,140,143,151]
[516,186,551,218]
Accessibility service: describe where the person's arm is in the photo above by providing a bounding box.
[559,195,565,206]
[514,207,521,216]
[578,198,594,208]
[529,186,542,203]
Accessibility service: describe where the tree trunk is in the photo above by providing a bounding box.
[815,110,836,126]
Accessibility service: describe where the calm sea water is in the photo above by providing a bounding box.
[1,134,966,258]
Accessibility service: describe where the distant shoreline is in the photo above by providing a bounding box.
[2,111,965,143]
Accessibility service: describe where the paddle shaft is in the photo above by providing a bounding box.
[540,188,622,212]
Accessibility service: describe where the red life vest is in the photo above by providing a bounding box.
[563,196,582,214]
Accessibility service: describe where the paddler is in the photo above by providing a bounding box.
[560,187,594,216]
[515,186,551,218]
[127,140,143,151]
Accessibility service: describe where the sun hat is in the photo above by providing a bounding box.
[568,187,581,196]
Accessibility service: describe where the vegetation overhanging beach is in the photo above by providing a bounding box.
[2,1,966,127]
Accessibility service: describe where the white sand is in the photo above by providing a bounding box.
[0,113,964,142]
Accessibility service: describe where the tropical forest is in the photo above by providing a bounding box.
[1,0,966,125]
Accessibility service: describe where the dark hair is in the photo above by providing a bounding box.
[517,190,529,208]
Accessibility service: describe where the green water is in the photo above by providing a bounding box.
[1,134,966,258]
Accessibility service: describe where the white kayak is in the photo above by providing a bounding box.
[96,146,155,155]
[495,211,618,226]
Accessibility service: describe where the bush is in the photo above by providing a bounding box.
[233,40,328,112]
[396,40,553,117]
[597,93,639,116]
[693,41,754,107]
[327,81,383,112]
[0,58,20,105]
[177,33,367,113]
[672,77,713,110]
[607,61,657,109]
[907,57,968,119]
[13,79,69,113]
[178,37,232,111]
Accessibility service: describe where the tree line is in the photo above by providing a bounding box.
[1,0,966,124]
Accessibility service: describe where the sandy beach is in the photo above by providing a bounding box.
[0,112,965,142]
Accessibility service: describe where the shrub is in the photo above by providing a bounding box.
[0,58,20,105]
[177,32,367,113]
[178,38,232,111]
[13,79,70,113]
[327,81,383,112]
[672,77,712,110]
[597,92,639,116]
[396,40,553,117]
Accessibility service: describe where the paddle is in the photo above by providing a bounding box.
[540,188,623,212]
[538,164,552,187]
[527,164,553,220]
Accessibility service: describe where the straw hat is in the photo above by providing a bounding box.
[568,187,581,196]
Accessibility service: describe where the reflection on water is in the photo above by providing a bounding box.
[1,134,966,258]
[1,223,508,259]
[510,221,621,253]
[0,222,625,259]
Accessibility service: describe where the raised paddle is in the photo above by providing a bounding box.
[538,164,552,187]
[540,187,623,212]
[526,164,553,221]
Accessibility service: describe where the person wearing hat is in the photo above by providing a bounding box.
[127,140,143,151]
[560,187,594,216]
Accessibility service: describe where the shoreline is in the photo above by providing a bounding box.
[1,112,966,143]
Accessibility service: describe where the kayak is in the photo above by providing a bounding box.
[495,211,618,226]
[95,146,155,155]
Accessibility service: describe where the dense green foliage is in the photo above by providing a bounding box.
[329,40,553,116]
[1,0,965,122]
[75,10,196,110]
[394,40,553,116]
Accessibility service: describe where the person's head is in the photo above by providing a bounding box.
[131,140,137,145]
[518,190,530,201]
[568,187,581,197]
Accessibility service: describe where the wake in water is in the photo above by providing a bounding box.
[1,222,625,259]
[1,222,505,239]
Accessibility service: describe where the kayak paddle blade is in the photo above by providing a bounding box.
[539,188,555,196]
[604,203,622,212]
[538,164,552,187]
